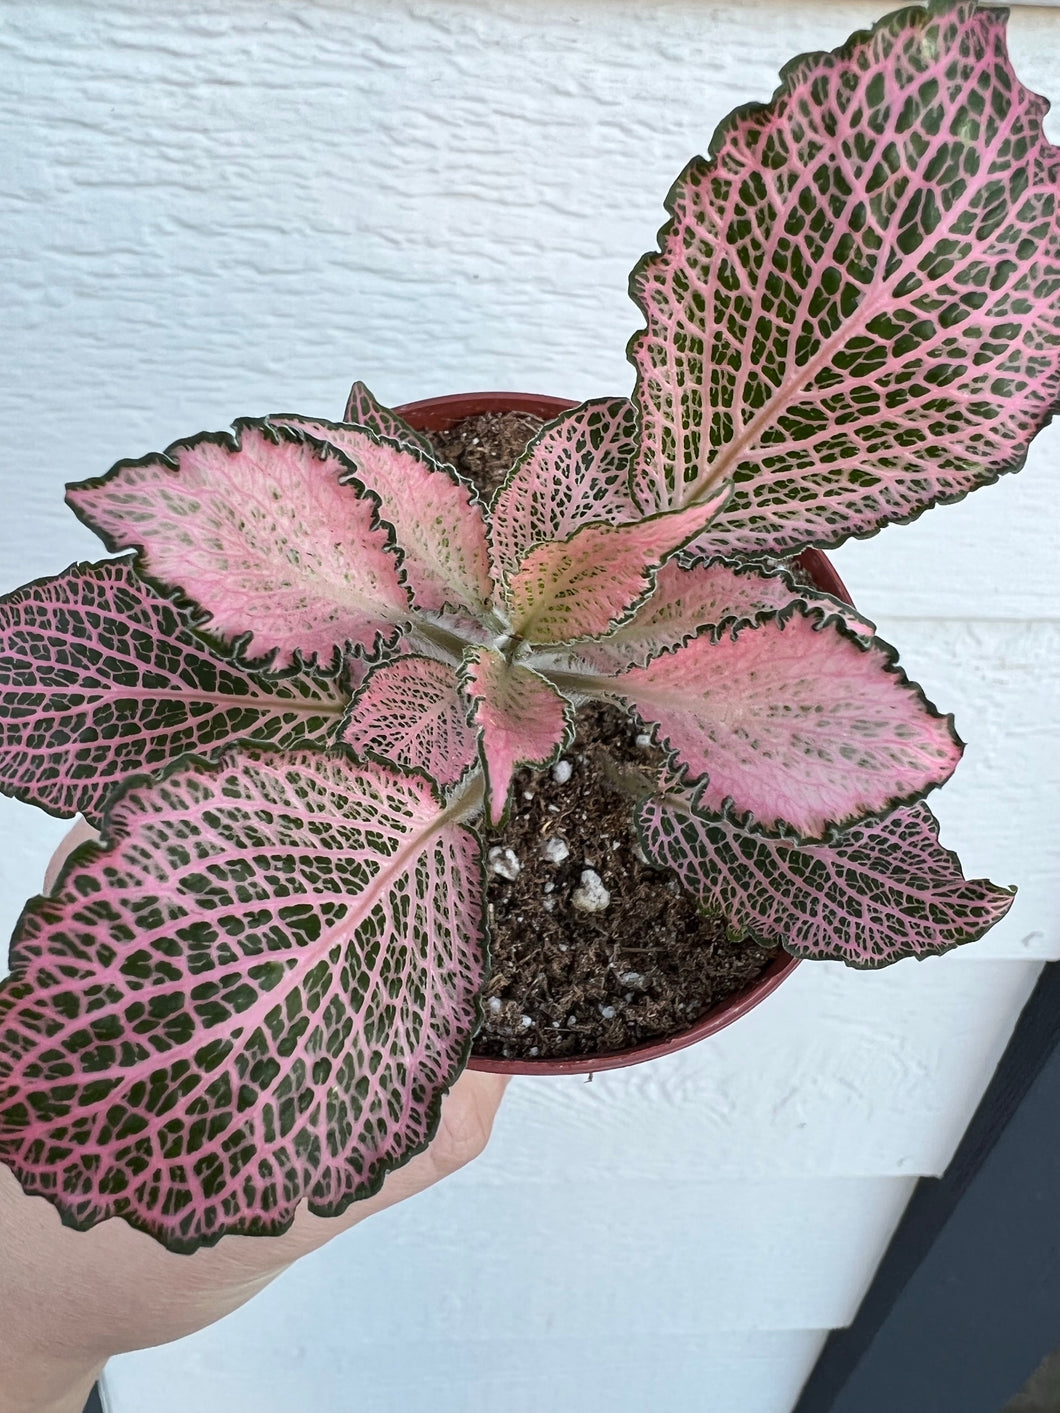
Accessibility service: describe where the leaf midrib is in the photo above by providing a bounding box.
[673,55,1026,508]
[10,685,344,718]
[12,774,480,1131]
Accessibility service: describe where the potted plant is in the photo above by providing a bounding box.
[0,0,1056,1253]
[390,389,853,1077]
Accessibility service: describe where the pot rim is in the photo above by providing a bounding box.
[394,390,852,1076]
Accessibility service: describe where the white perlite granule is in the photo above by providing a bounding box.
[541,835,570,864]
[634,732,652,749]
[571,868,611,912]
[551,758,573,784]
[487,846,521,881]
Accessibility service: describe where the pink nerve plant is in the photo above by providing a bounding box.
[0,0,1057,1251]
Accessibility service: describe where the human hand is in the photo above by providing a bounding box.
[0,822,509,1413]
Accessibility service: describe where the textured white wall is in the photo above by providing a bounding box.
[0,3,1057,1411]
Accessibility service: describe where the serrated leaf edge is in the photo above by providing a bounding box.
[625,0,1060,553]
[505,481,734,647]
[337,651,483,796]
[632,794,1016,970]
[269,413,498,624]
[612,602,963,845]
[343,379,439,459]
[3,740,490,1248]
[458,649,576,828]
[0,558,353,823]
[66,419,416,678]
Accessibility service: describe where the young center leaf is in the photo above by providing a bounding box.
[269,414,494,621]
[489,398,641,584]
[630,2,1060,556]
[636,792,1015,966]
[66,420,411,672]
[609,607,961,839]
[342,380,438,459]
[573,557,874,673]
[340,654,479,786]
[0,748,487,1252]
[504,488,732,646]
[0,561,352,824]
[461,647,572,825]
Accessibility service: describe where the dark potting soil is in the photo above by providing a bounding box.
[426,410,779,1062]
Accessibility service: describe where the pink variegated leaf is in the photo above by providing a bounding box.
[0,560,355,825]
[611,607,961,840]
[0,747,486,1252]
[630,4,1060,558]
[636,793,1014,967]
[489,398,640,583]
[505,487,731,646]
[343,379,438,459]
[341,654,479,786]
[460,647,572,826]
[269,414,494,620]
[572,558,873,672]
[66,421,411,672]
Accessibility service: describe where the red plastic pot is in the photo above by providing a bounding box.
[395,391,853,1076]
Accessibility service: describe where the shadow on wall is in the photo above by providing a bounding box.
[1004,1345,1060,1413]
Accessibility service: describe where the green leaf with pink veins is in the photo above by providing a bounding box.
[0,560,353,826]
[607,606,962,840]
[340,654,480,787]
[460,647,573,826]
[342,379,438,459]
[636,790,1015,968]
[66,420,412,674]
[489,397,641,584]
[270,413,495,621]
[629,3,1060,558]
[0,746,487,1253]
[1,0,1052,1257]
[504,486,732,647]
[568,557,875,673]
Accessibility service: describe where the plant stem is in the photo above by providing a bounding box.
[533,665,619,697]
[443,766,486,824]
[405,616,477,663]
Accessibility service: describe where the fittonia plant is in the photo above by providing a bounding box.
[0,0,1057,1252]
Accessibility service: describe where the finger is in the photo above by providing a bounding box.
[451,1067,512,1123]
[43,817,100,893]
[288,1069,513,1251]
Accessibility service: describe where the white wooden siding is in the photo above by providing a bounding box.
[0,3,1056,1410]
